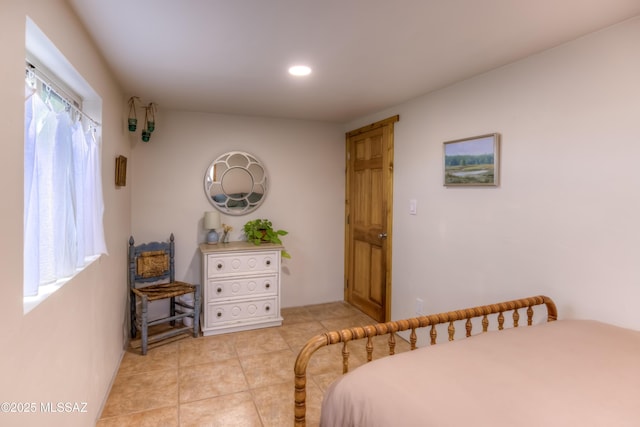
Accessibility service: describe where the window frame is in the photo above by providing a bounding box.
[24,17,105,314]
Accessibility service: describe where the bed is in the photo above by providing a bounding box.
[293,295,640,426]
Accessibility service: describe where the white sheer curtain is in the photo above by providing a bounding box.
[24,81,107,297]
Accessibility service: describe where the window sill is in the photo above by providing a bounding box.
[23,255,101,314]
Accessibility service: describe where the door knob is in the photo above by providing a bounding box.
[378,233,388,239]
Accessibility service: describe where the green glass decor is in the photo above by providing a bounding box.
[127,96,139,132]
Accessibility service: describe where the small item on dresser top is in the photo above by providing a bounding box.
[221,223,233,243]
[204,210,221,244]
[242,218,290,258]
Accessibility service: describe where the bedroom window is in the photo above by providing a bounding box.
[23,18,107,313]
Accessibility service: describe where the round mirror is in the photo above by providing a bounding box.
[204,151,267,215]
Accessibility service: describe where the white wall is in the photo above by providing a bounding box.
[346,17,640,333]
[0,1,130,425]
[130,110,345,308]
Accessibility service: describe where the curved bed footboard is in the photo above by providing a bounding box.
[293,295,557,426]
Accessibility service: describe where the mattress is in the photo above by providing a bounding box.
[320,319,640,427]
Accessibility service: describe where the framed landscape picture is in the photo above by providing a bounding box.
[443,133,500,186]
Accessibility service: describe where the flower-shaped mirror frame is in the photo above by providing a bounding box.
[203,151,267,216]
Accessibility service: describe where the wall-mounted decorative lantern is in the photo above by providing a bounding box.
[127,96,157,142]
[141,102,156,142]
[127,96,139,131]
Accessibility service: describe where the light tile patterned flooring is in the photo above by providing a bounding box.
[97,301,411,426]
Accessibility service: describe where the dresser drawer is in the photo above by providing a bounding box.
[207,251,279,277]
[206,275,277,301]
[205,297,278,327]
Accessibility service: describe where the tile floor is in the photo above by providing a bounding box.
[97,302,411,426]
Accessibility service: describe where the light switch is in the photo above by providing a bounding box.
[409,199,417,215]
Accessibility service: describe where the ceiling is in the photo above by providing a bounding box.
[66,0,640,123]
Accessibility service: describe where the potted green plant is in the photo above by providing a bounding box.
[243,219,291,258]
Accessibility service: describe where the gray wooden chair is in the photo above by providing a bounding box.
[128,233,201,355]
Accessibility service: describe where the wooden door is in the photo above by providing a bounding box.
[345,116,398,322]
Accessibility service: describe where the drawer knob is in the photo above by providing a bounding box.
[217,312,222,318]
[217,263,223,269]
[265,305,270,311]
[217,287,222,293]
[266,260,271,266]
[265,283,270,289]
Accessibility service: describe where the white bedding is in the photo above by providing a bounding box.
[320,319,640,427]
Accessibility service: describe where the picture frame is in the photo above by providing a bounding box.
[443,133,500,186]
[115,155,127,187]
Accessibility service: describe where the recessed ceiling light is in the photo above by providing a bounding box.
[288,65,312,76]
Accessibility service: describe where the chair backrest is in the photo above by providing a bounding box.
[128,233,176,289]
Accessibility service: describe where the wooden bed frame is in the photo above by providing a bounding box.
[293,295,558,426]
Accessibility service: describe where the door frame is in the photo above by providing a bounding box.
[344,115,398,322]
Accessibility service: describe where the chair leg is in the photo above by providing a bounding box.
[193,285,201,338]
[170,296,176,326]
[141,295,148,355]
[130,292,137,339]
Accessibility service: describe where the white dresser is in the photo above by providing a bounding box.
[199,242,284,336]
